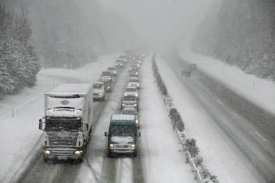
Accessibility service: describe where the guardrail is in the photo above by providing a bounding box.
[152,54,220,183]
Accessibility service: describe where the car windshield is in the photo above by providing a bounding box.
[129,78,139,82]
[126,88,136,92]
[123,96,136,101]
[122,110,137,115]
[108,67,115,70]
[131,68,138,71]
[109,125,137,136]
[93,84,103,89]
[116,60,123,63]
[45,119,81,132]
[102,71,111,76]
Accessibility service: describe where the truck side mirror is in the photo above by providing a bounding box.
[82,123,88,131]
[39,122,45,130]
[104,132,107,136]
[138,132,141,137]
[39,119,42,123]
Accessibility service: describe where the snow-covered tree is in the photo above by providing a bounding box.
[0,5,40,98]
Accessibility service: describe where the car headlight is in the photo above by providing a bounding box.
[122,104,125,106]
[131,144,136,149]
[43,150,51,155]
[136,72,138,74]
[114,71,116,73]
[109,77,111,79]
[137,84,139,86]
[109,144,114,149]
[136,120,139,124]
[135,94,138,96]
[124,93,127,96]
[128,84,131,86]
[100,93,103,96]
[101,77,103,80]
[134,104,137,106]
[75,150,83,155]
[107,87,110,89]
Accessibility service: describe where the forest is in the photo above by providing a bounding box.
[0,6,40,98]
[192,0,275,81]
[0,0,138,98]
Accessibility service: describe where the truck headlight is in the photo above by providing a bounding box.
[131,144,136,149]
[109,144,114,149]
[75,150,83,155]
[43,150,51,155]
[136,120,139,124]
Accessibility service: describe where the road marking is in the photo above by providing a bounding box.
[255,131,267,141]
[233,113,240,119]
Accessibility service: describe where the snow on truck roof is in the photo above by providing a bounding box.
[46,84,93,95]
[111,114,135,121]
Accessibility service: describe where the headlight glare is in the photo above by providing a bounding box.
[43,150,51,155]
[75,150,83,155]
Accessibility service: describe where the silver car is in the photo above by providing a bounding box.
[128,77,140,89]
[107,67,117,76]
[121,107,140,128]
[121,96,139,111]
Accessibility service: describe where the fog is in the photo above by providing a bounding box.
[99,0,214,50]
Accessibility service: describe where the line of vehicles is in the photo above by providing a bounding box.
[105,53,145,157]
[38,49,149,162]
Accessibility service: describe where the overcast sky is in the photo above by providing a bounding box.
[99,0,214,50]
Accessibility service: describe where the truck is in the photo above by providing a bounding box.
[104,114,141,157]
[39,83,93,162]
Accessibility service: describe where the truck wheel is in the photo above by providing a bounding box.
[133,151,137,158]
[108,152,114,158]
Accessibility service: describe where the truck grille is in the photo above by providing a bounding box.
[115,144,131,148]
[48,132,78,147]
[51,149,75,156]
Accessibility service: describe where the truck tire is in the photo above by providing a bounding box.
[133,151,137,157]
[108,151,114,158]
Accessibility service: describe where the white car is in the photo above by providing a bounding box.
[107,67,117,76]
[124,86,139,99]
[115,59,124,68]
[133,60,140,67]
[129,67,139,77]
[121,96,139,111]
[101,71,112,82]
[93,82,105,101]
[121,107,140,128]
[128,77,140,89]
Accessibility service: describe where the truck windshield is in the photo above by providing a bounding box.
[109,125,137,136]
[45,119,81,132]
